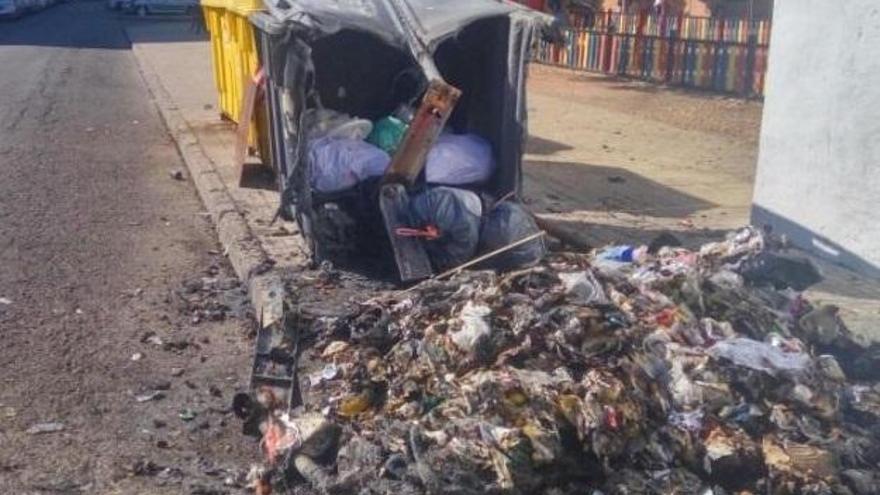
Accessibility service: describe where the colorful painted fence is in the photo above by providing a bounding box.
[536,23,770,97]
[592,12,772,45]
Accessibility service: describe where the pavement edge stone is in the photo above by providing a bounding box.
[126,30,284,328]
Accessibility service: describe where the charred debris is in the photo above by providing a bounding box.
[233,228,880,495]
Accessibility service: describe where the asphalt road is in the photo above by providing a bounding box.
[0,3,254,493]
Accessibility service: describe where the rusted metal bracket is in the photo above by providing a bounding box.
[379,79,461,282]
[382,79,461,186]
[235,68,267,176]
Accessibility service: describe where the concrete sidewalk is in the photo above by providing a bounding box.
[125,20,304,267]
[124,19,304,327]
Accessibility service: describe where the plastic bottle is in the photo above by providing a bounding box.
[599,245,635,262]
[393,104,415,124]
[598,245,648,263]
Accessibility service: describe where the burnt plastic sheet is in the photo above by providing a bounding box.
[261,0,534,52]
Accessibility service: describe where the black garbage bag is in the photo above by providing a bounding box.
[478,201,546,271]
[738,251,822,290]
[409,187,483,272]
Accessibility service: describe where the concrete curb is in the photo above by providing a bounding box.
[128,35,284,328]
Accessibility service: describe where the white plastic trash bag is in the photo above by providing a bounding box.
[304,109,373,141]
[425,133,495,185]
[308,137,391,193]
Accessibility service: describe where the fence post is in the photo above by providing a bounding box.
[665,23,677,82]
[634,12,647,77]
[743,23,758,97]
[713,43,725,92]
[602,13,614,73]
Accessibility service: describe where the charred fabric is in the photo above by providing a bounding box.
[235,227,880,495]
[254,0,552,278]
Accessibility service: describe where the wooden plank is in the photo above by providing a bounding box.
[382,80,461,187]
[234,68,264,176]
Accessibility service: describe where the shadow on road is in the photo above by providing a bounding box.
[0,1,205,49]
[525,158,731,248]
[557,67,753,101]
[239,162,277,191]
[526,134,574,156]
[122,16,209,44]
[525,159,715,217]
[546,216,730,250]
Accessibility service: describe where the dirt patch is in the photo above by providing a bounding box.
[523,64,764,248]
[529,65,764,144]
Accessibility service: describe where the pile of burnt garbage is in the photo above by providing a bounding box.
[246,228,880,495]
[306,107,545,273]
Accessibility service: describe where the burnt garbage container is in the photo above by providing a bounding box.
[250,1,550,272]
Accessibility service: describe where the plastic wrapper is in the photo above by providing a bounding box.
[366,116,408,154]
[308,137,390,193]
[708,337,812,376]
[305,109,373,140]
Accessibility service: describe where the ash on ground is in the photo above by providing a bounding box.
[251,228,880,495]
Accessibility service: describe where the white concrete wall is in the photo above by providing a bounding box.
[752,0,880,277]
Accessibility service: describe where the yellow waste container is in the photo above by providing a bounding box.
[201,0,270,166]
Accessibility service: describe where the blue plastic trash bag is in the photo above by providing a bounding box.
[478,201,546,271]
[425,133,495,185]
[308,137,391,193]
[409,187,483,271]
